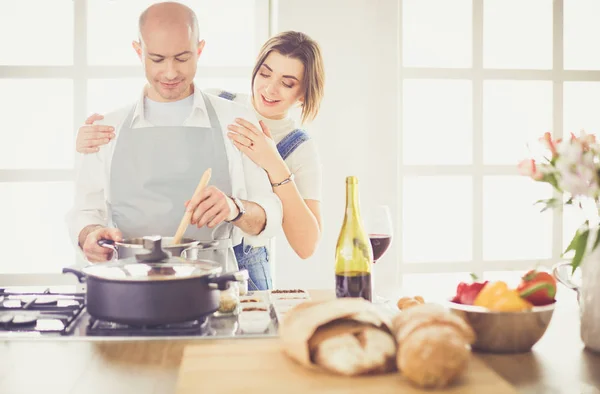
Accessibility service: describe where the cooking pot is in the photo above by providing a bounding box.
[63,235,248,326]
[98,236,204,259]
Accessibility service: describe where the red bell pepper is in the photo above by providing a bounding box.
[517,269,557,306]
[451,274,489,305]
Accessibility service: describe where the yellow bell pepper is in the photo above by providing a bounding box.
[473,281,533,312]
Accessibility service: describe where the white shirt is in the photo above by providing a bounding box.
[205,89,323,201]
[144,94,194,126]
[66,85,283,252]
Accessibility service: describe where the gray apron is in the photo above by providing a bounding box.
[107,91,238,271]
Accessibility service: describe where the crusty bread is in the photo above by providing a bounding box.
[312,323,397,376]
[397,325,472,388]
[392,303,476,389]
[279,298,397,376]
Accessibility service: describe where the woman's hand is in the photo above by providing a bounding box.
[227,119,282,171]
[76,113,114,154]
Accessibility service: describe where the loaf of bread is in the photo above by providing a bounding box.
[392,303,476,389]
[279,298,397,376]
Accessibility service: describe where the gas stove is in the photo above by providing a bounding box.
[0,286,278,340]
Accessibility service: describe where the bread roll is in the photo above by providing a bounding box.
[392,303,475,389]
[397,296,425,310]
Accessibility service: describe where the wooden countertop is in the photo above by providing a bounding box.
[0,288,599,394]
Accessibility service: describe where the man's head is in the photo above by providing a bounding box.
[133,2,204,102]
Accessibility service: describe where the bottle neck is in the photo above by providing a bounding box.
[345,183,360,218]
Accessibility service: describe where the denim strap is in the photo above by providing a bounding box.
[276,129,310,160]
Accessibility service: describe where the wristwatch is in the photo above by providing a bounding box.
[227,196,245,222]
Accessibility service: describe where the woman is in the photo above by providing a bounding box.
[75,31,325,288]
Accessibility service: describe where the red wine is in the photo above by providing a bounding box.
[336,272,372,302]
[369,234,392,262]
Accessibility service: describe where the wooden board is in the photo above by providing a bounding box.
[176,338,519,394]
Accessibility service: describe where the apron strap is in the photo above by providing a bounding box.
[276,129,310,160]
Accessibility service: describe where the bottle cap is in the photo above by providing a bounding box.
[346,176,358,184]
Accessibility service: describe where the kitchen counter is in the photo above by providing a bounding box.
[0,289,599,394]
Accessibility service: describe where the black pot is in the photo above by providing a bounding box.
[63,236,248,326]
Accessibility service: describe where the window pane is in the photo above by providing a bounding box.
[402,0,472,68]
[87,0,259,67]
[87,78,250,115]
[403,176,472,263]
[0,0,73,65]
[0,182,74,274]
[564,0,600,70]
[401,273,472,302]
[483,176,553,261]
[483,0,553,69]
[483,81,553,165]
[0,80,73,169]
[402,80,472,165]
[564,82,600,138]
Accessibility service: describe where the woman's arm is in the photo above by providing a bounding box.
[267,158,322,259]
[227,119,322,259]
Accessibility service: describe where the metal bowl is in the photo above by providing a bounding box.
[446,301,556,353]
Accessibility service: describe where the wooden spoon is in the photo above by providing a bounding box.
[172,168,212,245]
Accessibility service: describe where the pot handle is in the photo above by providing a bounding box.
[62,267,87,283]
[208,269,249,291]
[552,261,580,302]
[98,239,119,260]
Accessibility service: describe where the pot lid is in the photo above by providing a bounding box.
[82,236,223,281]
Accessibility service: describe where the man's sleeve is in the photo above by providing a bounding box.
[65,151,108,249]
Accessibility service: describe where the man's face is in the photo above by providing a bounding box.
[133,25,203,102]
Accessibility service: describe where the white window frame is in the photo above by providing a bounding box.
[397,0,591,279]
[0,0,271,286]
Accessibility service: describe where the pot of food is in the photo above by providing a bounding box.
[63,235,248,325]
[97,236,207,259]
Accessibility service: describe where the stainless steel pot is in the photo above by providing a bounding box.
[98,236,205,259]
[63,235,248,325]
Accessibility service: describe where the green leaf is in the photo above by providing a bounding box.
[571,229,590,274]
[469,272,478,281]
[593,230,600,252]
[563,226,586,255]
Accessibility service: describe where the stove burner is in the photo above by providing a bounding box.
[11,314,37,326]
[86,315,212,337]
[33,297,59,306]
[0,314,13,324]
[0,289,85,335]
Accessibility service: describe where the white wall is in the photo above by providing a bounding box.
[271,0,401,294]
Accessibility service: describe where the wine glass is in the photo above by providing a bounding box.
[364,205,393,304]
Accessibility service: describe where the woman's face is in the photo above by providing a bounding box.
[252,51,305,120]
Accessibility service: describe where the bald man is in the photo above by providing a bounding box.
[67,2,282,289]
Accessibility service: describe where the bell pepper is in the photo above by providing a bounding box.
[517,269,557,306]
[451,274,488,305]
[473,281,533,312]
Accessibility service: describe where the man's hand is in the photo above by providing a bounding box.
[76,113,115,154]
[80,226,123,263]
[185,186,238,229]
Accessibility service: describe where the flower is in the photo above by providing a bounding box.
[519,130,600,272]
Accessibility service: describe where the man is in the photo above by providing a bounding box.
[67,2,282,288]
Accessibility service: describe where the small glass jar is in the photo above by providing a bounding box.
[218,282,240,314]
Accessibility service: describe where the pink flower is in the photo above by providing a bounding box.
[539,132,558,158]
[518,159,543,180]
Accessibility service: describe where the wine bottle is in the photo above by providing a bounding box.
[335,176,373,302]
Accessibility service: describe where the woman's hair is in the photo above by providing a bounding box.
[251,31,325,124]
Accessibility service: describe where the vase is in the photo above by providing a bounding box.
[553,199,600,353]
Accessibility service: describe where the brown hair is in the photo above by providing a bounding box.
[251,31,325,124]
